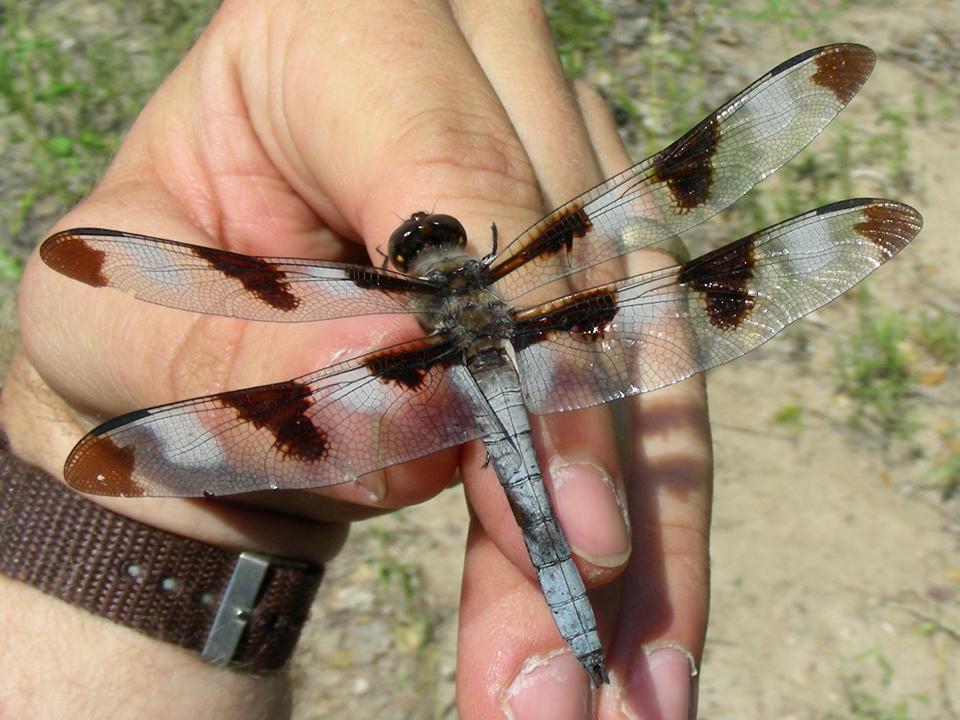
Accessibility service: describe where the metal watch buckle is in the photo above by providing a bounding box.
[201,551,307,665]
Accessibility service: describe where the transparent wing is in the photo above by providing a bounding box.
[41,228,440,322]
[488,44,877,302]
[63,336,483,497]
[511,200,921,415]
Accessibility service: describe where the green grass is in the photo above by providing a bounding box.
[832,298,960,457]
[0,1,217,257]
[934,425,960,501]
[830,299,960,503]
[0,247,24,281]
[367,524,438,694]
[916,309,960,366]
[727,0,850,41]
[544,0,613,79]
[377,553,434,653]
[869,108,914,195]
[772,403,805,429]
[831,650,931,720]
[833,295,917,445]
[547,0,724,147]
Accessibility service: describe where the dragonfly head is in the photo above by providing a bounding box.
[388,212,467,273]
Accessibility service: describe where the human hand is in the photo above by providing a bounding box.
[2,1,711,717]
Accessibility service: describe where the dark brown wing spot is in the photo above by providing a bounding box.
[40,232,108,287]
[679,234,758,330]
[364,338,457,390]
[191,245,299,312]
[221,381,327,461]
[512,287,619,352]
[345,267,428,293]
[853,203,920,257]
[65,435,141,496]
[651,113,721,212]
[488,205,592,280]
[810,44,876,105]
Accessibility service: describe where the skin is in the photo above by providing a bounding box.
[0,1,712,718]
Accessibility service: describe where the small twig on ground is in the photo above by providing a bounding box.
[885,600,960,642]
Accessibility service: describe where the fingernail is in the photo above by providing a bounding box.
[503,652,592,719]
[625,646,699,720]
[550,460,630,567]
[356,473,385,502]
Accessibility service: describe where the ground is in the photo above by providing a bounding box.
[0,1,957,718]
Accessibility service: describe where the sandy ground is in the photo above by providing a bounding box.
[289,3,960,719]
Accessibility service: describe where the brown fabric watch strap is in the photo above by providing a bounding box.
[0,433,322,671]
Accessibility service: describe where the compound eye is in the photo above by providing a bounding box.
[386,213,428,272]
[427,214,466,243]
[387,212,467,272]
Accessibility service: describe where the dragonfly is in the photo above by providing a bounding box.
[39,44,922,686]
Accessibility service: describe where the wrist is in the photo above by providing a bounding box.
[0,574,291,719]
[0,398,324,716]
[0,348,346,563]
